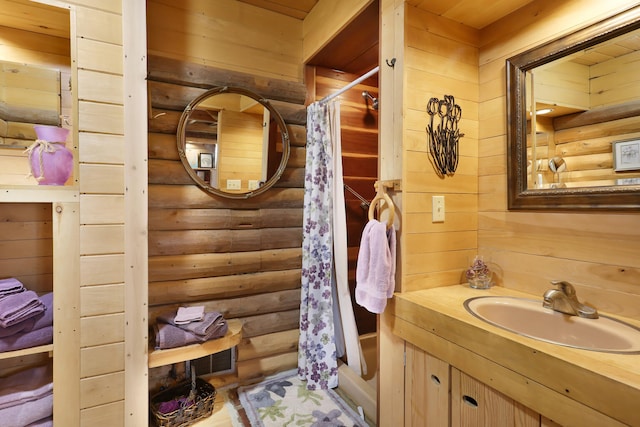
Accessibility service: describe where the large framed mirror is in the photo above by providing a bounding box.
[506,6,640,210]
[176,86,290,199]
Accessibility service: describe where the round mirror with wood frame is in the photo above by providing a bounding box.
[176,86,290,199]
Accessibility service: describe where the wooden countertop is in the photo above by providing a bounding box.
[392,285,640,427]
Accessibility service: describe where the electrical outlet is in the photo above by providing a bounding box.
[226,179,241,190]
[432,195,445,222]
[248,180,260,190]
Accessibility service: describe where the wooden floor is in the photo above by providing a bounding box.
[167,345,379,427]
[189,389,246,427]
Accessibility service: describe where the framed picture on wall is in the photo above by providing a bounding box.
[199,152,214,168]
[613,139,640,171]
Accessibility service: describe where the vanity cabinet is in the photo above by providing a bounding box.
[404,343,562,427]
[404,342,450,426]
[450,368,549,427]
[390,287,638,426]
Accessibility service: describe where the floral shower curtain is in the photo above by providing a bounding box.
[298,100,361,390]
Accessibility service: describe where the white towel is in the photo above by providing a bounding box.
[355,219,396,313]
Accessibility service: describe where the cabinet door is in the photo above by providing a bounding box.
[451,368,540,427]
[404,343,450,426]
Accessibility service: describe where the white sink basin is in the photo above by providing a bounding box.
[464,296,640,353]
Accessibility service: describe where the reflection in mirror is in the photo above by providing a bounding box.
[525,27,640,189]
[507,6,640,210]
[0,60,62,149]
[177,86,290,199]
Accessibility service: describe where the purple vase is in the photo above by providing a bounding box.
[29,126,73,186]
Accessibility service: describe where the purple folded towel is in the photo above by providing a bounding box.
[0,293,52,338]
[0,318,36,338]
[25,416,53,427]
[30,293,53,331]
[157,310,228,340]
[154,323,201,349]
[154,322,228,350]
[0,278,25,298]
[0,365,53,410]
[0,291,46,328]
[0,391,52,427]
[0,326,53,353]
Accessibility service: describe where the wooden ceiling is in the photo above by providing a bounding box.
[239,0,536,75]
[407,0,535,30]
[238,0,535,28]
[0,0,69,39]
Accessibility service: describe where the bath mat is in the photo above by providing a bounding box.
[237,369,365,426]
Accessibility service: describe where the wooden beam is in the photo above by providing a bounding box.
[553,99,640,130]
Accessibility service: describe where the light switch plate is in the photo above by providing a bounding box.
[226,179,241,190]
[432,195,445,222]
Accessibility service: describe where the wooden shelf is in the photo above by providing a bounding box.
[0,186,79,203]
[148,319,242,368]
[0,344,53,360]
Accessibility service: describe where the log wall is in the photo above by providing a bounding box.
[534,106,640,188]
[0,1,133,425]
[147,54,306,388]
[146,0,309,389]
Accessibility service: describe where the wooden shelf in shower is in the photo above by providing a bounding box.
[148,319,242,368]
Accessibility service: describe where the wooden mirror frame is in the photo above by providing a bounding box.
[506,6,640,210]
[176,86,290,199]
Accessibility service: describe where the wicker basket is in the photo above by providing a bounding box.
[150,374,216,427]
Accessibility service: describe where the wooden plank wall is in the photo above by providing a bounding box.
[217,109,264,192]
[535,61,591,110]
[146,55,307,389]
[400,5,480,292]
[0,203,53,380]
[69,1,128,425]
[0,1,130,425]
[308,66,379,335]
[478,0,640,321]
[591,48,640,108]
[381,1,640,424]
[0,203,53,294]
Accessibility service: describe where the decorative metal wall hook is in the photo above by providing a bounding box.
[385,58,396,68]
[425,94,464,177]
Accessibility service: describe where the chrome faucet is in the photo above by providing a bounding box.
[542,280,598,319]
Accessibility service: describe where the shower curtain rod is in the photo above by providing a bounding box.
[319,65,380,104]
